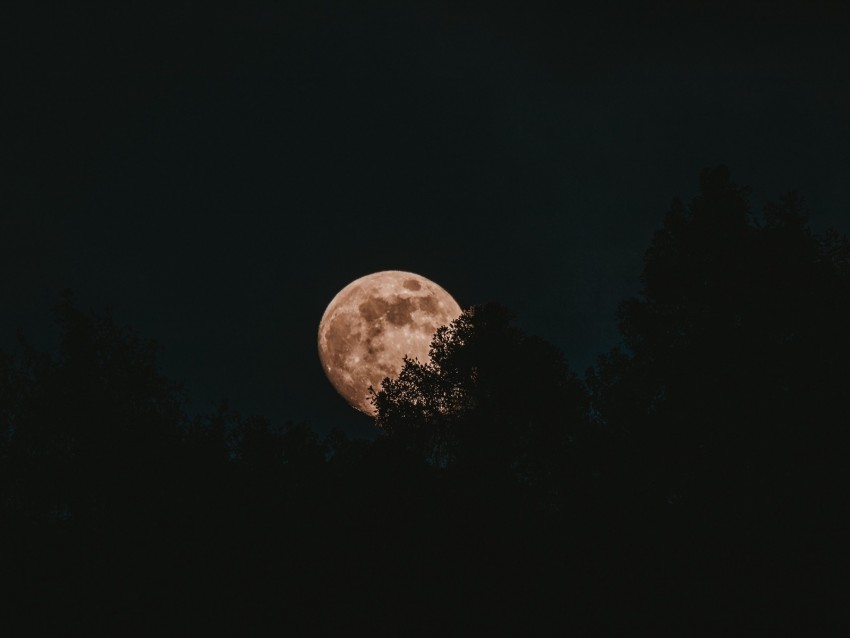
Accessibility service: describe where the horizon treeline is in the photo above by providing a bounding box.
[1,166,847,634]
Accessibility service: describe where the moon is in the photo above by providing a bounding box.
[318,271,462,416]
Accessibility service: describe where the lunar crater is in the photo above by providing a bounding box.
[318,271,461,415]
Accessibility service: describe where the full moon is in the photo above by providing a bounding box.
[318,271,462,415]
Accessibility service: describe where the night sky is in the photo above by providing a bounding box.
[4,1,849,437]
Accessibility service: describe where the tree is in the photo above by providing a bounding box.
[588,165,850,520]
[371,303,588,495]
[0,291,187,524]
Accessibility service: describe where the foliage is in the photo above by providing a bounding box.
[371,302,589,497]
[2,167,848,632]
[588,165,850,525]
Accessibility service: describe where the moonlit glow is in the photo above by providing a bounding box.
[317,271,462,415]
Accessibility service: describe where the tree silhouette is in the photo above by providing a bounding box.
[0,291,187,527]
[587,166,850,626]
[371,303,589,503]
[3,167,847,633]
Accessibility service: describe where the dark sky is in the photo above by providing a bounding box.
[3,1,849,437]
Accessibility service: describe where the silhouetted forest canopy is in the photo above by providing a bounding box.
[2,167,846,633]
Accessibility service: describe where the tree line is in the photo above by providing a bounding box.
[1,166,846,634]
